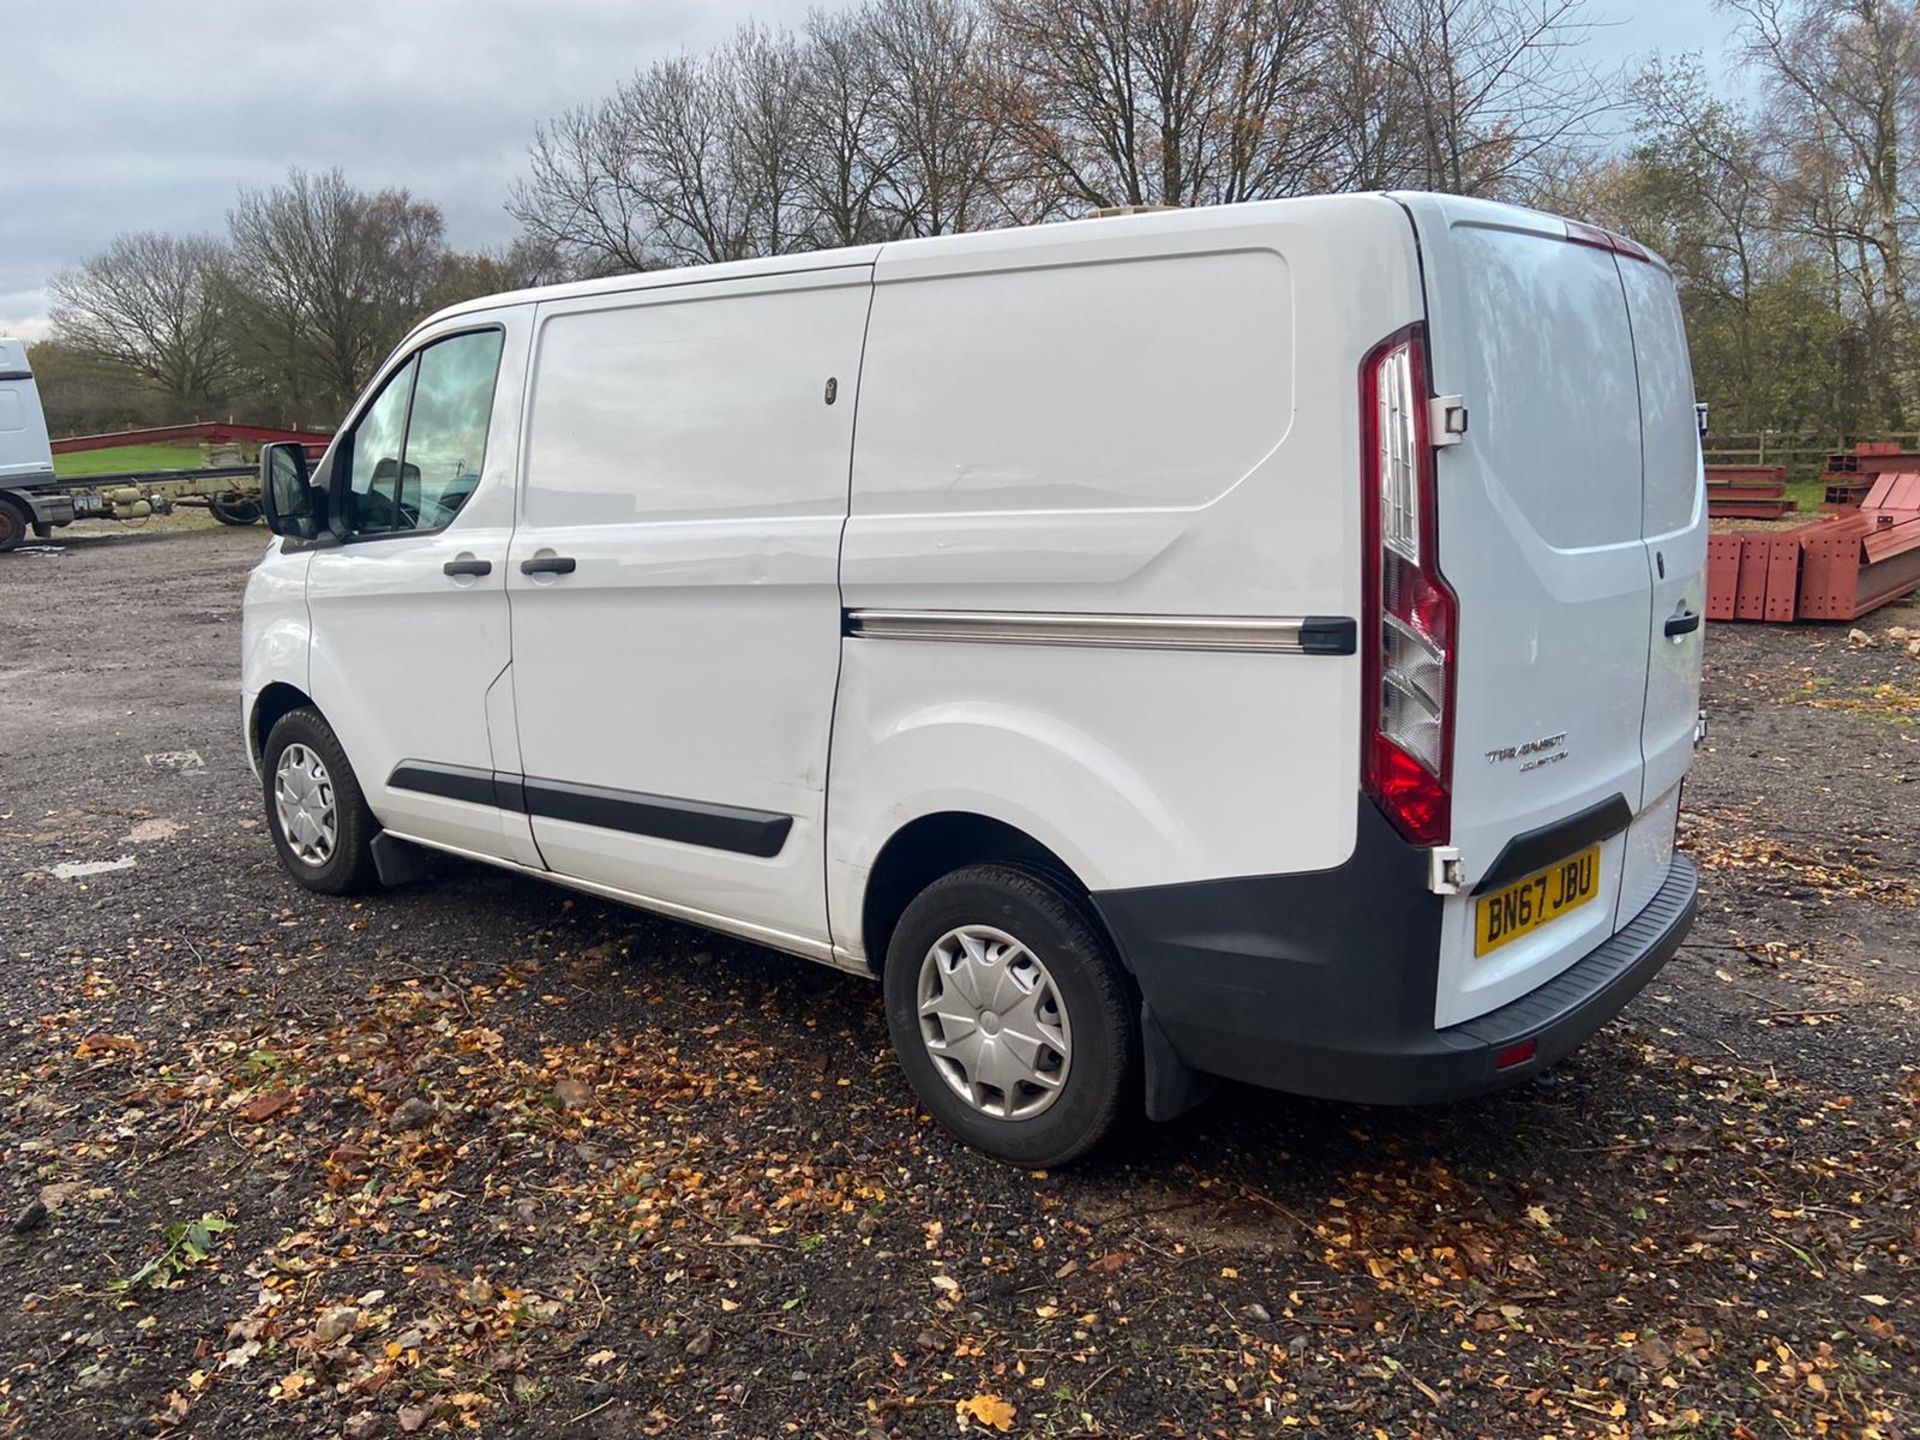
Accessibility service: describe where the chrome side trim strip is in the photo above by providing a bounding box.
[843,610,1356,655]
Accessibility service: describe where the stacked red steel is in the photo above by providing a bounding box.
[1708,471,1920,623]
[1705,464,1793,519]
[1821,441,1916,508]
[51,420,331,461]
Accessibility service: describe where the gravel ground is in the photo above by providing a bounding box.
[1,524,1915,1439]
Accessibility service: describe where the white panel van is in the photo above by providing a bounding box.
[242,194,1704,1165]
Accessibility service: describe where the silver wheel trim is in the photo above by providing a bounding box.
[273,743,338,867]
[916,924,1072,1120]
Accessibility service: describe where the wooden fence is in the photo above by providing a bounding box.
[1704,434,1920,483]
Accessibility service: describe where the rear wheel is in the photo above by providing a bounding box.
[262,708,379,894]
[883,864,1139,1166]
[209,495,263,526]
[0,499,28,553]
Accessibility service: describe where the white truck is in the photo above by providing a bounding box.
[0,340,274,550]
[242,194,1707,1164]
[0,338,61,549]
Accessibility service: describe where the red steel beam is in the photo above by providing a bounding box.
[51,421,332,455]
[1764,535,1801,622]
[1706,535,1742,621]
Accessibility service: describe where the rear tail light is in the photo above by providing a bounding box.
[1361,325,1456,847]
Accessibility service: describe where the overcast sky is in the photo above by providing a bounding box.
[1,0,1745,341]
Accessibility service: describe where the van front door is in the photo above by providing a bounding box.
[305,316,540,867]
[505,267,873,958]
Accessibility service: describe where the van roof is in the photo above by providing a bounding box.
[413,191,1422,335]
[0,338,29,375]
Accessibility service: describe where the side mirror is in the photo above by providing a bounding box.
[260,442,323,540]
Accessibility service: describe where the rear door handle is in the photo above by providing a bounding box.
[1664,609,1701,637]
[443,558,492,577]
[520,556,577,576]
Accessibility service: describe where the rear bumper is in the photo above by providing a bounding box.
[1091,799,1698,1105]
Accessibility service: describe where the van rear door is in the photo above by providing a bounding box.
[1392,194,1654,1027]
[1617,257,1707,922]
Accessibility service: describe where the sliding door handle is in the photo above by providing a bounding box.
[443,558,492,577]
[1664,609,1700,638]
[520,555,577,576]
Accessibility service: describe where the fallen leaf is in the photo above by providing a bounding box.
[958,1393,1017,1431]
[242,1090,296,1122]
[75,1033,145,1058]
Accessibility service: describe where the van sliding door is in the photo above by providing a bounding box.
[504,266,873,954]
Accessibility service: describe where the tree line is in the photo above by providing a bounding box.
[36,0,1918,444]
[37,171,560,434]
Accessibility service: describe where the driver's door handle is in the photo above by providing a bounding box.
[520,555,577,576]
[1664,609,1701,637]
[443,558,492,577]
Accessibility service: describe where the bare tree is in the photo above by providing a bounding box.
[511,34,812,272]
[796,6,909,244]
[724,23,815,255]
[869,0,1031,233]
[1365,0,1617,199]
[993,0,1331,211]
[1727,0,1920,419]
[48,232,232,413]
[1315,0,1436,191]
[511,100,658,276]
[228,169,449,416]
[510,0,1031,270]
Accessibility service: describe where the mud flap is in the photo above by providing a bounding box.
[1142,1002,1216,1122]
[371,832,432,887]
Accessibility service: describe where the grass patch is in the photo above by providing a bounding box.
[1784,476,1827,513]
[1800,678,1920,723]
[53,444,207,478]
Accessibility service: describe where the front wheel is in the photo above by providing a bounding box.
[262,708,379,894]
[0,500,27,553]
[883,864,1140,1166]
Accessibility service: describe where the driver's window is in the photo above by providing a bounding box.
[337,329,505,540]
[401,331,506,531]
[342,358,416,536]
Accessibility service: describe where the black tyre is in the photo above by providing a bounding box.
[261,707,379,895]
[0,499,27,553]
[209,495,263,526]
[883,864,1139,1166]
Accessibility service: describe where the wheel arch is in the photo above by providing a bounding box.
[251,681,316,768]
[858,811,1104,978]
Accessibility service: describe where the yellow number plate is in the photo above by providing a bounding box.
[1475,845,1601,957]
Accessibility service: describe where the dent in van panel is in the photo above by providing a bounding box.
[850,250,1293,516]
[524,284,868,527]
